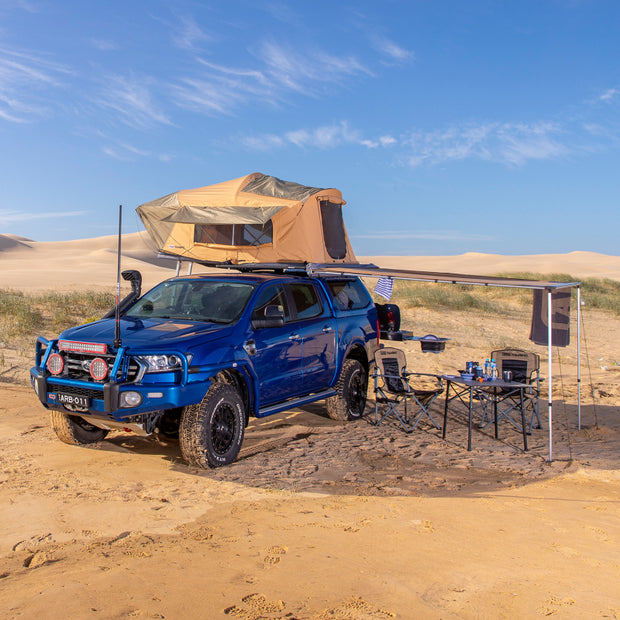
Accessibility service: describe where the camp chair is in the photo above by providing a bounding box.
[373,347,444,433]
[488,348,542,433]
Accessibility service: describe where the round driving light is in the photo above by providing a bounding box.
[47,353,64,375]
[90,357,108,381]
[120,391,142,407]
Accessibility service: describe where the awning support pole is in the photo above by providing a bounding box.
[548,289,553,462]
[577,286,582,430]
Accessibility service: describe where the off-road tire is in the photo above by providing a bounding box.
[326,359,368,421]
[179,383,245,468]
[50,411,109,445]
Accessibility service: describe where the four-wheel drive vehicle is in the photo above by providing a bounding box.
[31,271,379,468]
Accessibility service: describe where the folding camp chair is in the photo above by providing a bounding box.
[373,347,444,433]
[489,348,542,433]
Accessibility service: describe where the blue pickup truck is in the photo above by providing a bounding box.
[31,269,379,468]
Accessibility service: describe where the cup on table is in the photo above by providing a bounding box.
[502,370,513,382]
[466,361,478,374]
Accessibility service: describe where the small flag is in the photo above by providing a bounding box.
[374,277,393,301]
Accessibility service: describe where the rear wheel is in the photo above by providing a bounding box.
[326,359,368,421]
[50,411,109,445]
[179,383,245,468]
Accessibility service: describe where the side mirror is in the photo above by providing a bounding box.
[252,305,285,329]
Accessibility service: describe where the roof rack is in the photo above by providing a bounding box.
[157,252,375,277]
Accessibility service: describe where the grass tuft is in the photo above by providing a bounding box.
[0,289,115,342]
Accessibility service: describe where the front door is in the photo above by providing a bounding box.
[250,284,304,405]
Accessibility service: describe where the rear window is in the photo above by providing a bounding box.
[290,283,323,320]
[326,279,370,311]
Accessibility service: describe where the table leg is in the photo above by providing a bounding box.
[443,381,450,439]
[494,388,499,439]
[468,386,473,451]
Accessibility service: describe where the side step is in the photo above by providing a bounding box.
[257,389,337,418]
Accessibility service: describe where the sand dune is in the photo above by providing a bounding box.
[1,232,619,618]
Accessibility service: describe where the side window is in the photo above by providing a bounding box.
[251,285,291,322]
[290,283,322,320]
[327,279,370,311]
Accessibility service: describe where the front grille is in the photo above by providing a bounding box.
[50,385,103,401]
[61,351,141,383]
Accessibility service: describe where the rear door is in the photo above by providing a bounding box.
[288,282,337,391]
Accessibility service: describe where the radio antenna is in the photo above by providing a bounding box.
[113,204,123,349]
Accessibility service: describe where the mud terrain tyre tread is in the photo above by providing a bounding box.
[179,383,245,468]
[50,410,109,445]
[326,358,368,421]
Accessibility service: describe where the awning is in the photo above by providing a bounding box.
[307,263,579,290]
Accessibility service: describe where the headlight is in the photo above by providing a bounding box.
[136,354,191,373]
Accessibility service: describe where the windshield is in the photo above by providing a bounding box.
[125,280,255,324]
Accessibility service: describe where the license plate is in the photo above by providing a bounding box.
[57,393,90,408]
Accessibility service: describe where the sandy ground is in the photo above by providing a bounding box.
[1,233,619,618]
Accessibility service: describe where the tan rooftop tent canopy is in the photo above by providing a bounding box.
[137,172,357,264]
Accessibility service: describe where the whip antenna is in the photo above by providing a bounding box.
[113,205,123,349]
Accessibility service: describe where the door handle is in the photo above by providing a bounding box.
[288,333,301,341]
[323,326,333,333]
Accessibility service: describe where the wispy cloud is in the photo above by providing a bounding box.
[256,40,372,92]
[174,15,212,51]
[94,73,172,128]
[259,2,304,26]
[0,46,71,122]
[404,121,568,167]
[174,59,270,115]
[93,128,173,161]
[90,38,118,52]
[361,135,398,148]
[370,35,414,64]
[173,40,372,116]
[240,121,393,151]
[0,209,87,224]
[240,118,572,168]
[102,141,173,162]
[598,87,618,103]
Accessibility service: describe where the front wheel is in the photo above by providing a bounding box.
[50,411,109,445]
[326,359,368,421]
[179,383,245,468]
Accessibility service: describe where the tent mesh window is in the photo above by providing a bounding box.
[320,200,347,260]
[194,221,273,246]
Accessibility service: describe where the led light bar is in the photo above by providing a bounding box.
[58,340,107,355]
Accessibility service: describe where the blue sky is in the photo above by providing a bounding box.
[1,0,619,256]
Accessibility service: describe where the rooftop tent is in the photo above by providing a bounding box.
[136,173,357,264]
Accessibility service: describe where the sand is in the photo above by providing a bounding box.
[1,233,619,618]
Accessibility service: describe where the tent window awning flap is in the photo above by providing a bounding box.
[162,205,284,225]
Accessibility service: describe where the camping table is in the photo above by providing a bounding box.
[442,376,529,451]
